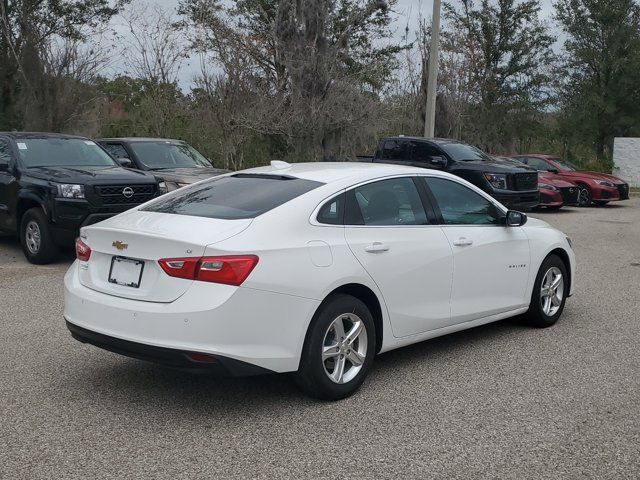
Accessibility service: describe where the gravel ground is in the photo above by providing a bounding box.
[1,200,639,479]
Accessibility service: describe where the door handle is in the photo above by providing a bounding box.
[364,242,390,253]
[453,237,473,247]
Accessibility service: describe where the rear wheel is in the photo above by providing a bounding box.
[20,208,58,264]
[522,254,568,328]
[295,294,376,400]
[577,186,592,207]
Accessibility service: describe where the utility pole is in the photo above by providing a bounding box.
[424,0,442,138]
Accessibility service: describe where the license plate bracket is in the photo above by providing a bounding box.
[108,256,145,288]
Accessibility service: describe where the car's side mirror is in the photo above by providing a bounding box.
[506,210,527,227]
[429,156,447,168]
[547,168,559,174]
[0,160,10,172]
[116,157,133,168]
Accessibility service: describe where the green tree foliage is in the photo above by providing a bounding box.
[556,0,640,157]
[178,0,401,165]
[444,0,555,151]
[0,0,126,130]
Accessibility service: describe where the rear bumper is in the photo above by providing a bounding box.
[66,321,273,376]
[64,262,320,373]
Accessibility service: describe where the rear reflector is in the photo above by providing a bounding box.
[184,352,219,364]
[75,238,91,262]
[158,255,259,286]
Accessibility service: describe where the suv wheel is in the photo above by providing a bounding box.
[295,294,376,400]
[20,208,58,264]
[522,254,568,328]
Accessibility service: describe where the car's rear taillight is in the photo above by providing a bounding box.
[75,237,91,262]
[158,255,259,286]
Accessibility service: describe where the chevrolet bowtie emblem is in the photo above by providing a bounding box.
[112,241,128,251]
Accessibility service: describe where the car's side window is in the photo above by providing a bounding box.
[381,140,410,161]
[410,141,442,162]
[317,193,345,225]
[527,157,552,171]
[348,177,428,226]
[424,177,501,226]
[0,140,11,164]
[103,143,129,159]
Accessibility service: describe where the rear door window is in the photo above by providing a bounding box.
[142,174,323,219]
[380,140,410,161]
[347,177,428,226]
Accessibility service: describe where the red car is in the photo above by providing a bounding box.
[537,171,580,210]
[512,154,630,207]
[493,156,580,210]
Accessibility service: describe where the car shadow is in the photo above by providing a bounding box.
[61,318,530,412]
[0,234,75,265]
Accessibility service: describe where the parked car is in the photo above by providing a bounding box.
[346,137,539,211]
[512,154,629,207]
[98,138,228,191]
[536,172,581,210]
[64,162,575,400]
[0,132,165,264]
[494,156,580,210]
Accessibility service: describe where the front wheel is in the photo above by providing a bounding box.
[20,208,58,264]
[522,254,568,328]
[294,294,376,400]
[577,187,592,207]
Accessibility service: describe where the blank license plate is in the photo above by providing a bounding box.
[108,256,145,288]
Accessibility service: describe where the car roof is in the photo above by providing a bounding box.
[0,132,87,140]
[98,137,185,143]
[242,161,454,185]
[381,136,465,145]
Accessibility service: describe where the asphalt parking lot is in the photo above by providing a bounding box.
[1,200,639,479]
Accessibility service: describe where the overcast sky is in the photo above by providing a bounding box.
[110,0,558,90]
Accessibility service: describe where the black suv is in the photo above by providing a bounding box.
[0,133,165,264]
[363,137,539,210]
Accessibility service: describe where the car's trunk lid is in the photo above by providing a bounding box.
[78,211,252,302]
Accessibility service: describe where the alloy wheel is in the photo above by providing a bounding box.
[578,188,591,207]
[25,221,42,254]
[540,266,564,317]
[322,313,368,384]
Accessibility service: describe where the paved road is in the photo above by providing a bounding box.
[1,200,639,479]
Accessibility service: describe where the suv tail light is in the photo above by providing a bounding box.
[158,255,259,286]
[75,237,91,262]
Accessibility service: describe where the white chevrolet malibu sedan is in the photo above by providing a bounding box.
[65,162,575,399]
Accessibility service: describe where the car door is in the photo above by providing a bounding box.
[422,176,531,324]
[0,138,19,231]
[343,176,454,337]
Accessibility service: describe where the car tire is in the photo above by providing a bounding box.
[593,200,609,207]
[546,205,562,211]
[294,294,376,400]
[20,207,58,264]
[522,254,568,328]
[577,186,592,207]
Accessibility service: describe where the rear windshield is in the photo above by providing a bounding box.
[142,174,323,219]
[16,138,116,168]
